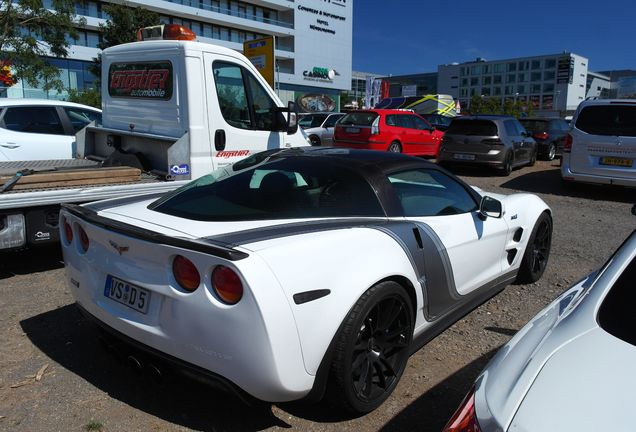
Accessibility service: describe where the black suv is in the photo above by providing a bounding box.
[519,118,569,161]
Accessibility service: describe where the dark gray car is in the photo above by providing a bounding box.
[519,117,569,161]
[437,116,537,176]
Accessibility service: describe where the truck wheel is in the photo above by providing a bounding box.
[388,141,402,153]
[309,135,321,146]
[329,281,413,413]
[516,212,552,283]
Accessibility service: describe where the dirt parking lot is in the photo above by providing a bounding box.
[1,159,634,432]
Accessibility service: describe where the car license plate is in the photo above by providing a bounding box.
[453,153,475,161]
[104,275,150,314]
[599,157,633,167]
[346,127,360,133]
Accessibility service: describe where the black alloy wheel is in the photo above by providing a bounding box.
[330,281,413,413]
[388,141,402,153]
[517,212,552,283]
[500,152,513,176]
[309,135,321,146]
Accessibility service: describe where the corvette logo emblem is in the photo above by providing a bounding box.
[109,240,129,255]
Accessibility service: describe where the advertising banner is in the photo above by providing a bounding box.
[244,36,275,88]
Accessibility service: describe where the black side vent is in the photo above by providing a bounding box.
[513,228,523,242]
[507,249,517,265]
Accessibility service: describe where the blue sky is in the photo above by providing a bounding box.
[353,0,635,76]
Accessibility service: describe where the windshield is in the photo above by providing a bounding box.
[338,111,379,126]
[446,119,498,136]
[149,157,385,221]
[576,105,636,136]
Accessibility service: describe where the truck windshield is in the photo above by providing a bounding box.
[149,157,385,221]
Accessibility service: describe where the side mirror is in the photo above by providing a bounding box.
[479,195,503,219]
[273,102,298,135]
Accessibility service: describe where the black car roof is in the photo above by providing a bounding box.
[454,115,515,121]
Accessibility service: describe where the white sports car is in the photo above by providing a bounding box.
[60,147,552,413]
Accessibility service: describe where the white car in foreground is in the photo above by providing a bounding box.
[444,215,636,431]
[0,99,101,161]
[60,147,552,413]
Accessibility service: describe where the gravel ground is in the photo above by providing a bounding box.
[0,159,634,432]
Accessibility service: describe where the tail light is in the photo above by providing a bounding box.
[212,266,243,304]
[77,225,89,252]
[533,132,549,140]
[442,386,482,432]
[564,133,573,153]
[63,218,73,244]
[371,116,380,135]
[172,255,200,292]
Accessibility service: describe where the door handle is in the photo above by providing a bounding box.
[0,143,19,149]
[214,129,226,151]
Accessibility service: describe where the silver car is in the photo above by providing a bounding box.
[561,99,636,187]
[298,112,344,146]
[443,214,636,432]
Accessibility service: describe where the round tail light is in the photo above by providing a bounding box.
[172,255,200,292]
[63,218,73,244]
[78,225,89,252]
[212,266,243,304]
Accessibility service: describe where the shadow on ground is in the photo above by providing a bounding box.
[20,304,294,431]
[379,348,499,432]
[0,245,63,279]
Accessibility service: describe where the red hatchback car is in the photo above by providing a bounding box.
[333,109,443,157]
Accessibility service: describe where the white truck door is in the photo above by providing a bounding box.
[204,53,288,169]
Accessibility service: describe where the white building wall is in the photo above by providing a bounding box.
[566,53,588,111]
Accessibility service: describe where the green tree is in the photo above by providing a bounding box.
[89,3,159,80]
[66,87,100,107]
[0,0,84,91]
[469,95,532,118]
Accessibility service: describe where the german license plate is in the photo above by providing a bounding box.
[454,153,475,161]
[599,157,633,167]
[104,275,150,314]
[346,127,360,133]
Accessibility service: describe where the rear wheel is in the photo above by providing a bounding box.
[388,141,402,153]
[516,212,552,283]
[329,281,413,413]
[500,152,513,176]
[309,135,321,146]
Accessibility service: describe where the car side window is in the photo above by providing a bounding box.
[323,115,341,128]
[385,115,397,126]
[514,121,528,136]
[412,116,431,130]
[397,115,415,129]
[387,168,477,217]
[213,61,278,131]
[3,107,65,135]
[64,108,101,132]
[503,120,518,136]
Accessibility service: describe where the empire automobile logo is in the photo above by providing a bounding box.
[303,66,340,82]
[108,61,173,100]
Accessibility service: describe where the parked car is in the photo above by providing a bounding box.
[421,113,454,131]
[437,115,537,176]
[298,112,344,146]
[0,99,101,161]
[561,99,636,187]
[519,117,569,160]
[60,147,551,414]
[333,109,443,157]
[444,221,636,432]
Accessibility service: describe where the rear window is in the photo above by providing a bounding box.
[519,120,548,133]
[108,61,173,100]
[149,157,385,221]
[576,105,636,137]
[446,120,498,136]
[338,111,379,127]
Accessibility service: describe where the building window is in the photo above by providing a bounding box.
[518,61,529,71]
[482,87,491,96]
[507,62,516,72]
[470,77,479,86]
[460,88,468,97]
[482,76,492,85]
[531,72,542,82]
[493,87,502,95]
[531,60,542,70]
[482,64,491,74]
[518,72,527,82]
[460,67,467,77]
[544,70,555,81]
[493,75,502,84]
[517,85,526,94]
[545,58,556,69]
[507,74,516,83]
[543,83,554,92]
[470,65,481,75]
[470,87,478,96]
[493,64,504,73]
[530,84,541,93]
[505,85,515,95]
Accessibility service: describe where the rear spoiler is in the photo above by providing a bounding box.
[62,204,249,261]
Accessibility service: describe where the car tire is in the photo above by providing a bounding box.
[388,141,402,153]
[545,143,556,161]
[529,148,537,166]
[516,211,552,283]
[309,135,321,146]
[500,152,513,176]
[329,281,413,414]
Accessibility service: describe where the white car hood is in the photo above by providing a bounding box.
[508,327,635,431]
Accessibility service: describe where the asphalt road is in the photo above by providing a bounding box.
[1,159,634,432]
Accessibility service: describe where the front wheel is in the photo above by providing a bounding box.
[388,141,402,153]
[516,212,552,283]
[329,281,414,413]
[309,135,321,146]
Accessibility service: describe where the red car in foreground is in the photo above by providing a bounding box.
[333,109,443,157]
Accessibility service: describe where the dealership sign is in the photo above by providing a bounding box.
[108,61,173,99]
[303,66,339,82]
